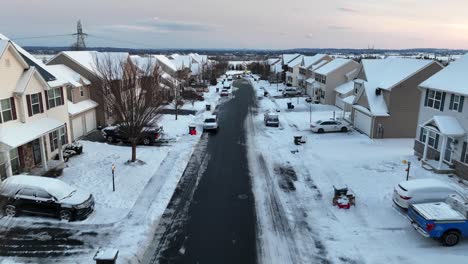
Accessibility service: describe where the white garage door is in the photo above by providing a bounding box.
[335,95,345,110]
[85,110,97,133]
[353,110,372,136]
[72,117,85,140]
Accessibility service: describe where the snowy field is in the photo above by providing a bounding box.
[247,78,468,264]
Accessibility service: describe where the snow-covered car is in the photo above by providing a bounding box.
[393,178,459,209]
[220,89,230,97]
[203,115,218,131]
[282,87,301,97]
[0,175,94,221]
[223,81,231,89]
[264,112,279,127]
[310,120,351,133]
[102,125,163,145]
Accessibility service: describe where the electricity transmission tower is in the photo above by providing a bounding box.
[71,20,87,51]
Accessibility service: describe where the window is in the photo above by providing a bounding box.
[47,88,63,108]
[49,127,67,152]
[0,98,13,123]
[35,189,53,199]
[425,89,445,111]
[17,188,35,198]
[449,94,464,112]
[79,87,84,97]
[320,89,325,99]
[30,93,41,115]
[67,87,73,102]
[420,128,439,149]
[288,67,293,73]
[10,148,20,174]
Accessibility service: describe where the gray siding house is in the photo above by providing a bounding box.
[414,54,468,179]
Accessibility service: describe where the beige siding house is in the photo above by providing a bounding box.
[413,54,468,179]
[350,58,443,139]
[298,54,332,92]
[0,37,71,180]
[313,58,360,105]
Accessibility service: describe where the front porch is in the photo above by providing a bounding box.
[416,116,465,174]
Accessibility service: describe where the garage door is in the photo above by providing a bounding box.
[335,95,345,110]
[353,110,372,136]
[85,110,97,133]
[72,117,85,140]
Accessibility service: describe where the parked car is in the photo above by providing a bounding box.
[181,89,204,101]
[227,76,233,81]
[393,178,458,209]
[264,112,279,127]
[408,194,468,246]
[282,87,301,97]
[102,125,163,145]
[0,175,94,221]
[220,89,230,97]
[203,115,218,131]
[310,120,351,133]
[223,81,231,89]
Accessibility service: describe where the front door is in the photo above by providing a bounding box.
[32,139,42,165]
[444,137,454,163]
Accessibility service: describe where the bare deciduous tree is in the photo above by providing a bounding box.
[93,54,163,162]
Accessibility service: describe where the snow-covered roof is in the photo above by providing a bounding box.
[282,54,300,65]
[0,117,64,149]
[288,55,304,67]
[68,99,98,116]
[56,51,129,78]
[361,83,389,116]
[335,80,354,95]
[47,64,90,88]
[130,55,157,73]
[14,67,39,95]
[302,54,328,69]
[342,95,356,105]
[306,78,315,84]
[0,40,8,57]
[315,58,354,75]
[420,53,468,95]
[2,175,76,201]
[267,58,280,65]
[425,115,465,137]
[153,55,177,72]
[172,55,192,70]
[362,58,435,91]
[311,60,329,71]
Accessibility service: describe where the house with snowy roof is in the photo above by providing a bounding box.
[312,58,360,105]
[413,54,468,177]
[350,57,443,139]
[280,54,301,82]
[298,54,332,92]
[285,55,303,87]
[47,51,130,127]
[0,36,71,179]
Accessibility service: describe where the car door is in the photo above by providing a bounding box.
[321,121,332,132]
[14,188,37,213]
[34,189,60,216]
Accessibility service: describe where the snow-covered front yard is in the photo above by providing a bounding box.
[248,79,468,264]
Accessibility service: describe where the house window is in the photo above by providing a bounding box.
[47,88,63,108]
[425,90,444,110]
[10,148,20,175]
[80,87,84,97]
[49,127,67,152]
[420,128,439,149]
[30,93,41,115]
[67,87,73,102]
[288,67,293,73]
[449,94,464,112]
[320,89,325,99]
[0,98,13,123]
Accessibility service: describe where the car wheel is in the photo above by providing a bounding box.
[4,205,17,217]
[442,231,460,246]
[107,136,114,143]
[318,128,324,133]
[143,138,151,146]
[59,210,72,221]
[341,127,348,132]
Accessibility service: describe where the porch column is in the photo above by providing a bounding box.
[438,135,448,170]
[39,136,48,171]
[422,127,430,161]
[58,135,64,162]
[4,151,13,177]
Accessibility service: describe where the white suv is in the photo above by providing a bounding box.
[203,115,218,131]
[282,87,301,97]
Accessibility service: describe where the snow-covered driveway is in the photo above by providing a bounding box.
[247,79,468,264]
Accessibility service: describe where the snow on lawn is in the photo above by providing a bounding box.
[247,78,468,264]
[60,141,171,224]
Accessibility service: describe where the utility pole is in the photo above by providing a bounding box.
[72,20,87,51]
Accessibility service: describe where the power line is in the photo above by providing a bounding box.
[11,34,73,40]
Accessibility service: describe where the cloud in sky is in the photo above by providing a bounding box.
[105,17,217,33]
[328,25,352,30]
[337,7,359,13]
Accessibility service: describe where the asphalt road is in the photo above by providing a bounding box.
[150,80,257,264]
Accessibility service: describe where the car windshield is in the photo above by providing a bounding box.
[205,118,216,123]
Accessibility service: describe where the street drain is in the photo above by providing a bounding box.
[238,194,248,200]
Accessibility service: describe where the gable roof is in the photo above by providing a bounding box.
[335,80,354,95]
[0,40,29,69]
[0,40,8,57]
[47,64,90,88]
[282,54,301,65]
[302,54,328,69]
[424,116,465,137]
[420,53,468,95]
[153,55,177,72]
[14,67,49,95]
[362,58,436,91]
[288,55,304,67]
[314,58,355,75]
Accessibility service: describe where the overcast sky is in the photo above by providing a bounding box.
[1,0,468,49]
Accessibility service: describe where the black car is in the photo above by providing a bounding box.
[101,125,163,145]
[0,175,94,221]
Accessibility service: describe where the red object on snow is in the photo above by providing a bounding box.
[336,196,351,209]
[189,126,197,135]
